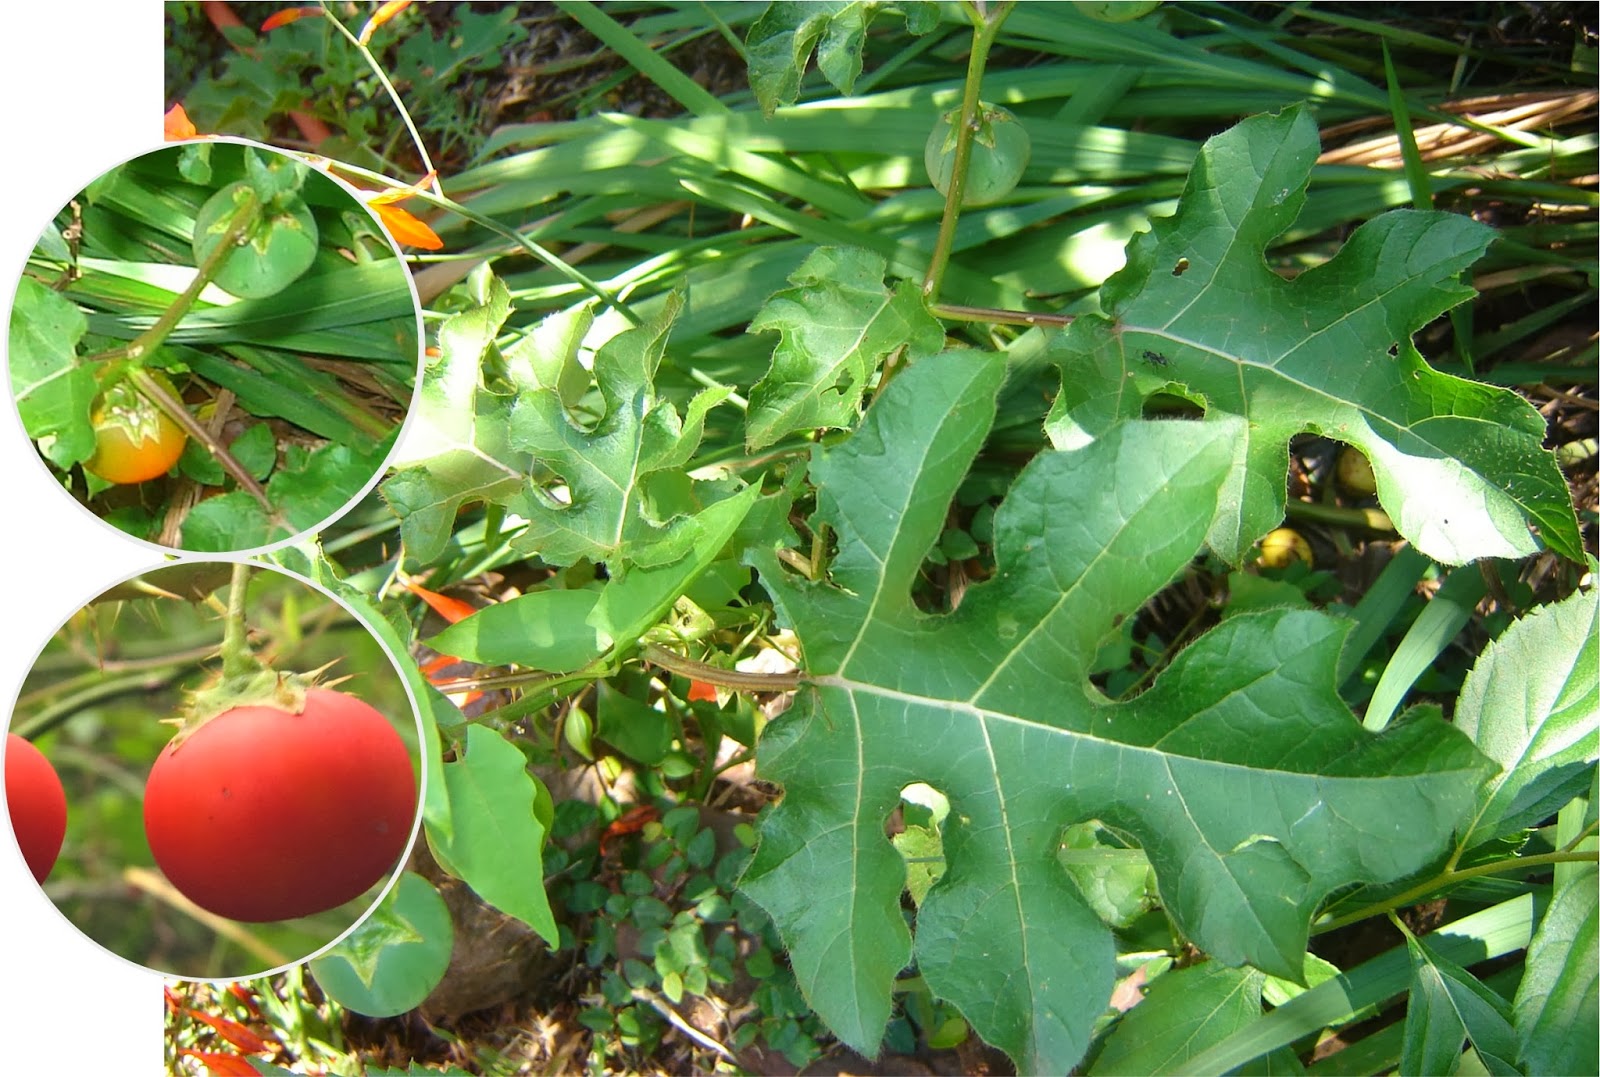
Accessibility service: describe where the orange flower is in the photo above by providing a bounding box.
[687,679,720,703]
[358,0,412,45]
[259,6,322,32]
[364,171,444,250]
[369,202,444,250]
[163,103,198,141]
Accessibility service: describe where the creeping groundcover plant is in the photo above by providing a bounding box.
[157,3,1596,1074]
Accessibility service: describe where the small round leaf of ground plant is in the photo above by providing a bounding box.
[192,181,319,300]
[5,734,67,883]
[142,688,416,922]
[924,103,1031,207]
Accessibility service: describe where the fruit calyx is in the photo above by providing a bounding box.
[163,660,340,752]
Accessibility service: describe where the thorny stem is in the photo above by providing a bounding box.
[641,642,802,693]
[219,562,257,681]
[1313,848,1599,935]
[921,1,1015,305]
[931,302,1075,329]
[125,366,273,512]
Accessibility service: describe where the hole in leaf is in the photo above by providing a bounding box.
[891,782,950,908]
[1058,820,1159,929]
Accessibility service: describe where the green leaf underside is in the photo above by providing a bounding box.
[1048,104,1580,565]
[744,2,937,117]
[745,246,946,450]
[1454,586,1599,852]
[1401,932,1520,1076]
[309,871,452,1019]
[742,350,1491,1073]
[508,291,730,570]
[1513,869,1599,1075]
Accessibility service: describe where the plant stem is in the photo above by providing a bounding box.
[931,302,1074,329]
[1284,500,1395,532]
[1313,848,1599,934]
[111,187,262,363]
[640,642,802,693]
[921,1,1015,305]
[219,562,257,680]
[320,1,442,197]
[125,366,273,511]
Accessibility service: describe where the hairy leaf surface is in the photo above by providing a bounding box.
[743,349,1492,1072]
[1455,586,1598,852]
[1047,104,1580,565]
[745,247,945,450]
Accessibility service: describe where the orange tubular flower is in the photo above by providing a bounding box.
[164,104,198,141]
[365,171,445,250]
[358,0,412,44]
[259,6,322,32]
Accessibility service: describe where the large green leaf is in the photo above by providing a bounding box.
[745,246,946,450]
[1047,104,1580,566]
[1455,586,1598,851]
[507,291,731,570]
[741,349,1492,1073]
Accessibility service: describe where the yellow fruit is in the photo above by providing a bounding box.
[1336,446,1378,497]
[1257,528,1313,569]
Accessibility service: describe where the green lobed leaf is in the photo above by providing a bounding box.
[1512,866,1598,1076]
[507,291,731,570]
[745,246,947,450]
[382,277,527,563]
[8,276,97,467]
[1090,962,1266,1076]
[744,1,937,117]
[741,349,1493,1072]
[429,724,558,946]
[1400,930,1520,1076]
[1046,104,1580,566]
[1455,586,1599,852]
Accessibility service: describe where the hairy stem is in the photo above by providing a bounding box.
[1313,848,1599,934]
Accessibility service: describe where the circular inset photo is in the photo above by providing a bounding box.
[4,560,424,979]
[6,139,422,552]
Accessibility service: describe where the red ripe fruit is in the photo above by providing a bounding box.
[6,733,68,883]
[142,689,416,923]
